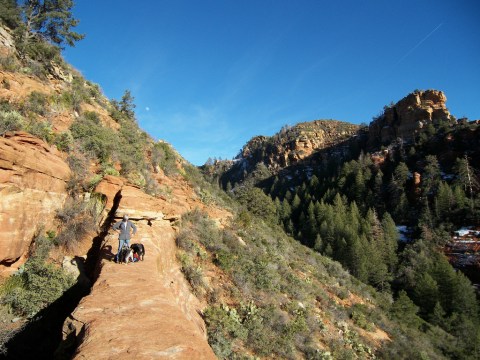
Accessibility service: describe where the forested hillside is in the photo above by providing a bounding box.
[207,90,480,358]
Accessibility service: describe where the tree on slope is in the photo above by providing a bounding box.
[0,0,21,28]
[17,0,84,49]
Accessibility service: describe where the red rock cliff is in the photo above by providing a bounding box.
[0,132,70,270]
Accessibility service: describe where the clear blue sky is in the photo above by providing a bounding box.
[64,0,480,165]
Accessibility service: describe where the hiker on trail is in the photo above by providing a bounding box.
[112,215,137,263]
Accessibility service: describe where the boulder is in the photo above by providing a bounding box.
[94,176,164,223]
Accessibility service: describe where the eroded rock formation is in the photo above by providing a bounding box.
[241,120,359,171]
[368,89,453,146]
[0,132,70,269]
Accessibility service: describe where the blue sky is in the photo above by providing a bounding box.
[64,0,480,165]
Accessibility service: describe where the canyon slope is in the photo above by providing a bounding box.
[0,24,225,358]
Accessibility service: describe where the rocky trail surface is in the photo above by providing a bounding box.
[62,176,222,359]
[67,220,215,359]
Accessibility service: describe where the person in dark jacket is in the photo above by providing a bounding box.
[112,214,137,263]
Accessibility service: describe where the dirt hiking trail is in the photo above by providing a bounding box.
[64,176,226,359]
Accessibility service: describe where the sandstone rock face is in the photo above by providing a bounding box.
[0,70,55,102]
[94,176,164,222]
[368,90,453,146]
[0,132,70,269]
[0,26,15,53]
[241,120,359,171]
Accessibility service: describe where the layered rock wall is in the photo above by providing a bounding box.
[0,132,70,270]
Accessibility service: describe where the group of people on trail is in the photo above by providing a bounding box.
[112,215,139,263]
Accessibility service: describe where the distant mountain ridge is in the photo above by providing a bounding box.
[212,88,462,189]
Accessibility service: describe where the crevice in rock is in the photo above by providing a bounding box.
[0,256,21,267]
[1,190,123,360]
[84,189,122,282]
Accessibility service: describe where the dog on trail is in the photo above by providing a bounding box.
[119,244,134,264]
[130,243,145,261]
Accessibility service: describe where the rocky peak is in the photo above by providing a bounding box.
[368,89,453,146]
[240,120,360,172]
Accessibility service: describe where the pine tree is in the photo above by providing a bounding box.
[390,290,422,329]
[412,272,439,316]
[364,209,392,289]
[454,156,479,214]
[354,169,365,206]
[17,0,85,49]
[0,0,21,28]
[454,156,478,197]
[393,162,410,185]
[422,155,441,198]
[313,234,323,252]
[291,193,302,219]
[347,234,368,282]
[434,181,454,222]
[280,200,292,222]
[373,170,384,212]
[394,192,409,223]
[381,212,399,273]
[120,90,136,120]
[388,162,410,222]
[429,302,446,328]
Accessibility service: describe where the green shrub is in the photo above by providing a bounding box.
[70,111,119,163]
[0,235,74,318]
[21,38,61,64]
[86,174,103,191]
[204,305,248,358]
[151,141,178,175]
[350,304,375,331]
[234,186,277,225]
[24,59,48,79]
[54,131,74,151]
[183,264,205,290]
[176,230,197,253]
[55,198,98,251]
[100,163,120,176]
[24,120,54,143]
[53,89,81,112]
[214,250,236,271]
[22,91,48,116]
[0,110,24,135]
[0,274,24,297]
[85,80,103,103]
[0,53,20,72]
